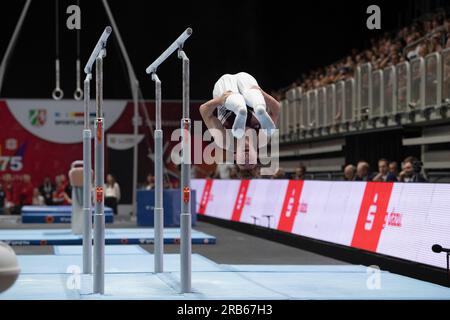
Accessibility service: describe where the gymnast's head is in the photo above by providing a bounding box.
[234,127,258,171]
[231,163,261,179]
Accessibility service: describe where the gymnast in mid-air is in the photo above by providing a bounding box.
[199,72,280,174]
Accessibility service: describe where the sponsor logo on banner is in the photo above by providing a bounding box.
[351,182,394,252]
[191,179,450,270]
[7,99,127,144]
[385,211,402,228]
[277,180,304,233]
[231,180,250,221]
[29,109,47,127]
[299,202,308,214]
[198,179,214,215]
[53,111,87,125]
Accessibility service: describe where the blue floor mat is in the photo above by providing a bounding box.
[54,245,149,255]
[21,205,114,224]
[0,228,216,245]
[18,253,224,274]
[3,252,450,300]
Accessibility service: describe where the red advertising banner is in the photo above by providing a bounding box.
[198,179,214,215]
[350,182,394,252]
[191,179,450,270]
[231,179,250,221]
[277,180,304,233]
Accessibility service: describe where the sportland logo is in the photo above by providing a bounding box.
[29,109,47,127]
[169,121,280,176]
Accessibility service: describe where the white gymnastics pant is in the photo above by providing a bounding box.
[213,72,266,113]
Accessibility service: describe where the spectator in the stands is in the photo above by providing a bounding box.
[277,10,450,97]
[190,166,200,179]
[446,26,450,48]
[214,162,234,179]
[17,174,34,207]
[399,156,427,183]
[54,174,60,186]
[105,174,121,215]
[32,188,45,206]
[39,176,54,205]
[291,165,306,180]
[59,174,71,196]
[343,164,356,181]
[229,166,239,179]
[271,168,286,179]
[163,178,174,189]
[2,174,16,214]
[0,183,5,214]
[144,174,176,189]
[52,175,71,205]
[145,174,155,190]
[355,161,373,181]
[373,159,398,182]
[389,161,399,179]
[237,165,261,179]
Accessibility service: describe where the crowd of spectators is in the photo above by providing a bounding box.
[0,173,72,215]
[0,173,123,215]
[142,173,176,190]
[271,9,450,100]
[342,156,427,182]
[105,174,121,216]
[206,155,427,183]
[0,158,427,215]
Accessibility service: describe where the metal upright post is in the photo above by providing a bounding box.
[144,27,192,293]
[178,49,191,293]
[83,26,111,295]
[93,50,106,294]
[152,73,164,273]
[132,80,139,217]
[82,73,92,274]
